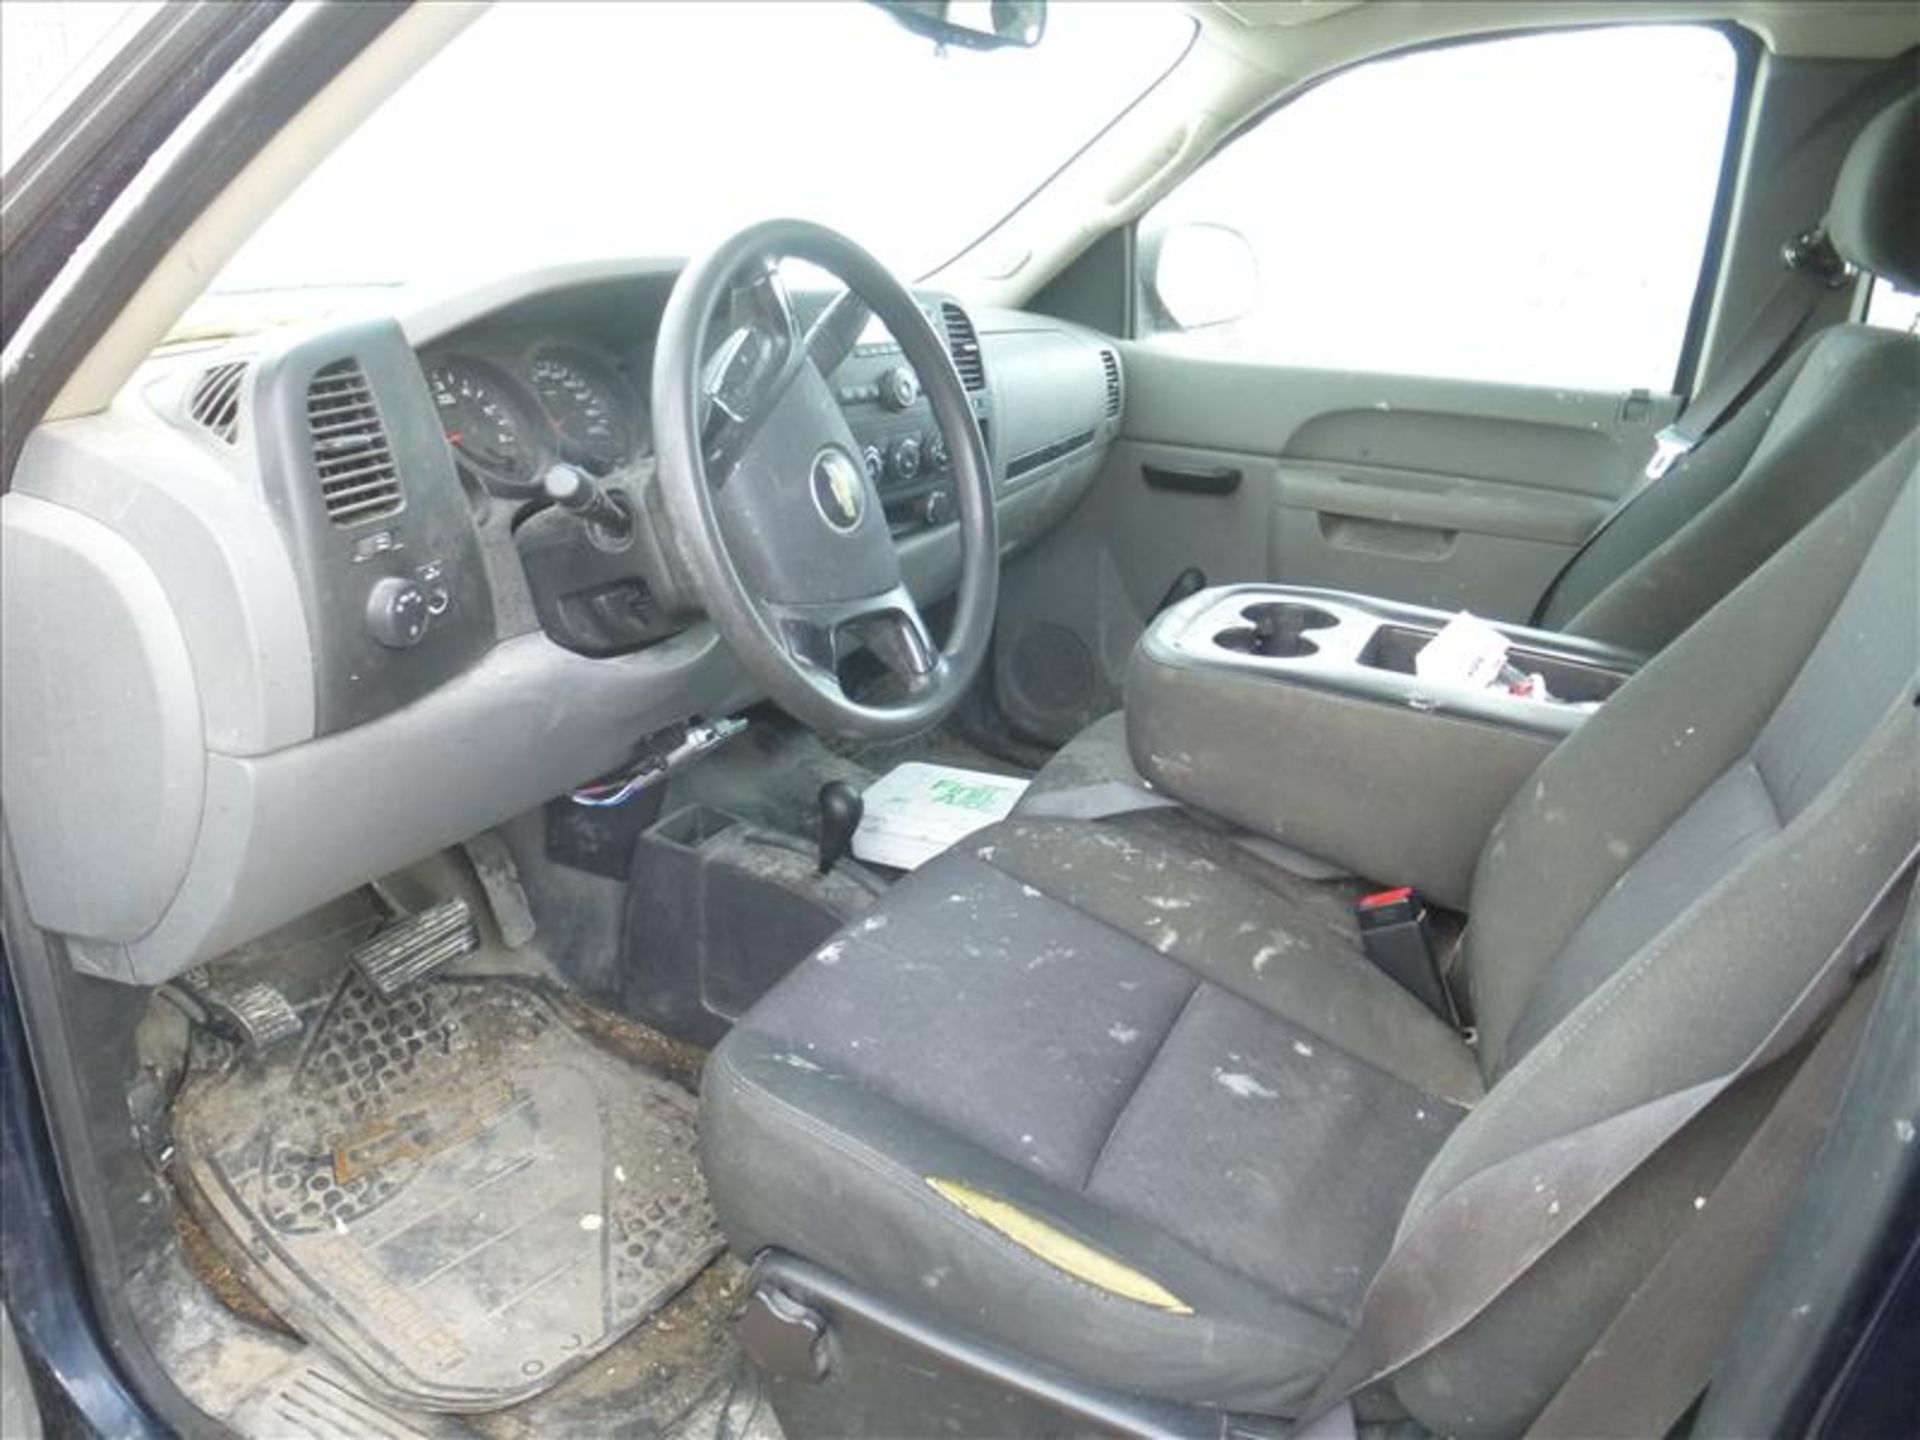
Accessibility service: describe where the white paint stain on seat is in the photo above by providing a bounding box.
[1213,1069,1278,1099]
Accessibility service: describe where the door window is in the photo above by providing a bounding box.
[1138,26,1740,392]
[1863,278,1920,334]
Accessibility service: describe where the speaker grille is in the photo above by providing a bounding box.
[1008,622,1098,718]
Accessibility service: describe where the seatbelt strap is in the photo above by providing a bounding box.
[1645,228,1850,480]
[1521,967,1884,1438]
[1016,780,1181,821]
[1527,228,1852,628]
[1289,842,1918,1432]
[1019,780,1352,881]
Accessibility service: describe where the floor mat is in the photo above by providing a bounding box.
[172,974,722,1414]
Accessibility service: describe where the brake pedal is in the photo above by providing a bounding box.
[351,897,480,996]
[173,973,304,1054]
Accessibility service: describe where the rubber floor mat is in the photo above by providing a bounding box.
[172,975,722,1413]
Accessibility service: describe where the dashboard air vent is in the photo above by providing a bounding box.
[187,361,248,444]
[1099,348,1122,418]
[940,302,986,391]
[305,359,402,527]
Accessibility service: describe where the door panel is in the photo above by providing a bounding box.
[992,345,1679,743]
[989,23,1743,745]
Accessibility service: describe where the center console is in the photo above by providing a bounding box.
[1127,585,1643,906]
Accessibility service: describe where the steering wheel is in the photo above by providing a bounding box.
[652,219,998,741]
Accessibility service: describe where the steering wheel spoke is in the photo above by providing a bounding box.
[847,589,938,684]
[804,288,873,376]
[700,259,806,479]
[767,586,941,698]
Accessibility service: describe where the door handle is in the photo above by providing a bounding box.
[1142,463,1241,495]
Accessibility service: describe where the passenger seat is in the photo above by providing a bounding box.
[1530,88,1919,655]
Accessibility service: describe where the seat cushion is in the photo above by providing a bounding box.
[701,827,1476,1412]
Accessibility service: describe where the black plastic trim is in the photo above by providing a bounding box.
[1143,461,1241,495]
[0,923,166,1439]
[750,1252,1267,1439]
[0,2,287,345]
[0,837,213,1437]
[1671,24,1764,397]
[1006,429,1097,481]
[251,317,498,734]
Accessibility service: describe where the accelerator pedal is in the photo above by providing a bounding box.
[351,897,479,997]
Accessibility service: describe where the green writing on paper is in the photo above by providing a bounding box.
[928,779,1010,814]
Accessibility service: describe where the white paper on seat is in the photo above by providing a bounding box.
[854,762,1031,870]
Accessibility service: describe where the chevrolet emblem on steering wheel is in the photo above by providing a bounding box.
[810,446,867,533]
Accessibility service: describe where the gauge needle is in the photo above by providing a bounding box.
[446,431,463,445]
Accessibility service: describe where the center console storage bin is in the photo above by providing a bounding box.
[621,806,880,1044]
[1127,586,1642,907]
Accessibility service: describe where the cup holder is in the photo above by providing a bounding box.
[1214,601,1338,659]
[1241,601,1339,634]
[1214,625,1320,659]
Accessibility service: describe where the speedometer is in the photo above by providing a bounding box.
[425,357,546,492]
[529,349,634,475]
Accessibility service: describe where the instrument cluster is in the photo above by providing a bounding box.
[421,336,647,496]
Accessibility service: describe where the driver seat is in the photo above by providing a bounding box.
[700,436,1917,1435]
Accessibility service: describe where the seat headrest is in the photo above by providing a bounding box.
[1827,91,1920,293]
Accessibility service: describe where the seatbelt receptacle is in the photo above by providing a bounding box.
[1356,888,1457,1025]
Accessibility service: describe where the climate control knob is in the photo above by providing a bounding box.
[888,436,922,482]
[922,489,953,527]
[862,445,884,483]
[925,431,949,470]
[366,576,430,649]
[878,365,919,411]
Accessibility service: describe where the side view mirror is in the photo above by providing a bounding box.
[880,1,1046,51]
[1144,222,1260,332]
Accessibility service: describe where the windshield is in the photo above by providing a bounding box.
[188,1,1193,333]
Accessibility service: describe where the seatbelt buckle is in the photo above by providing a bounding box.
[1643,425,1695,481]
[1356,888,1458,1026]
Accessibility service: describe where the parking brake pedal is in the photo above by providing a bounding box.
[351,897,480,996]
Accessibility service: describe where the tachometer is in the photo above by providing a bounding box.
[425,357,546,492]
[529,349,635,475]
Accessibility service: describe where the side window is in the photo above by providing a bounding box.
[1138,26,1739,393]
[1863,278,1920,334]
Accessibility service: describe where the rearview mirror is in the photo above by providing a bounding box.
[879,1,1047,51]
[1145,222,1260,332]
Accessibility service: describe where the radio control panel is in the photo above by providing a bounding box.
[830,305,992,534]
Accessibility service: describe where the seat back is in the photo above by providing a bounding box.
[1543,324,1919,650]
[1387,435,1918,1435]
[1540,89,1920,653]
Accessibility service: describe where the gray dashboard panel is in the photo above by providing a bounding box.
[72,625,757,984]
[3,257,1121,985]
[16,390,316,754]
[2,494,205,948]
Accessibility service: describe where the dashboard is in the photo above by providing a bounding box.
[1,259,1125,987]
